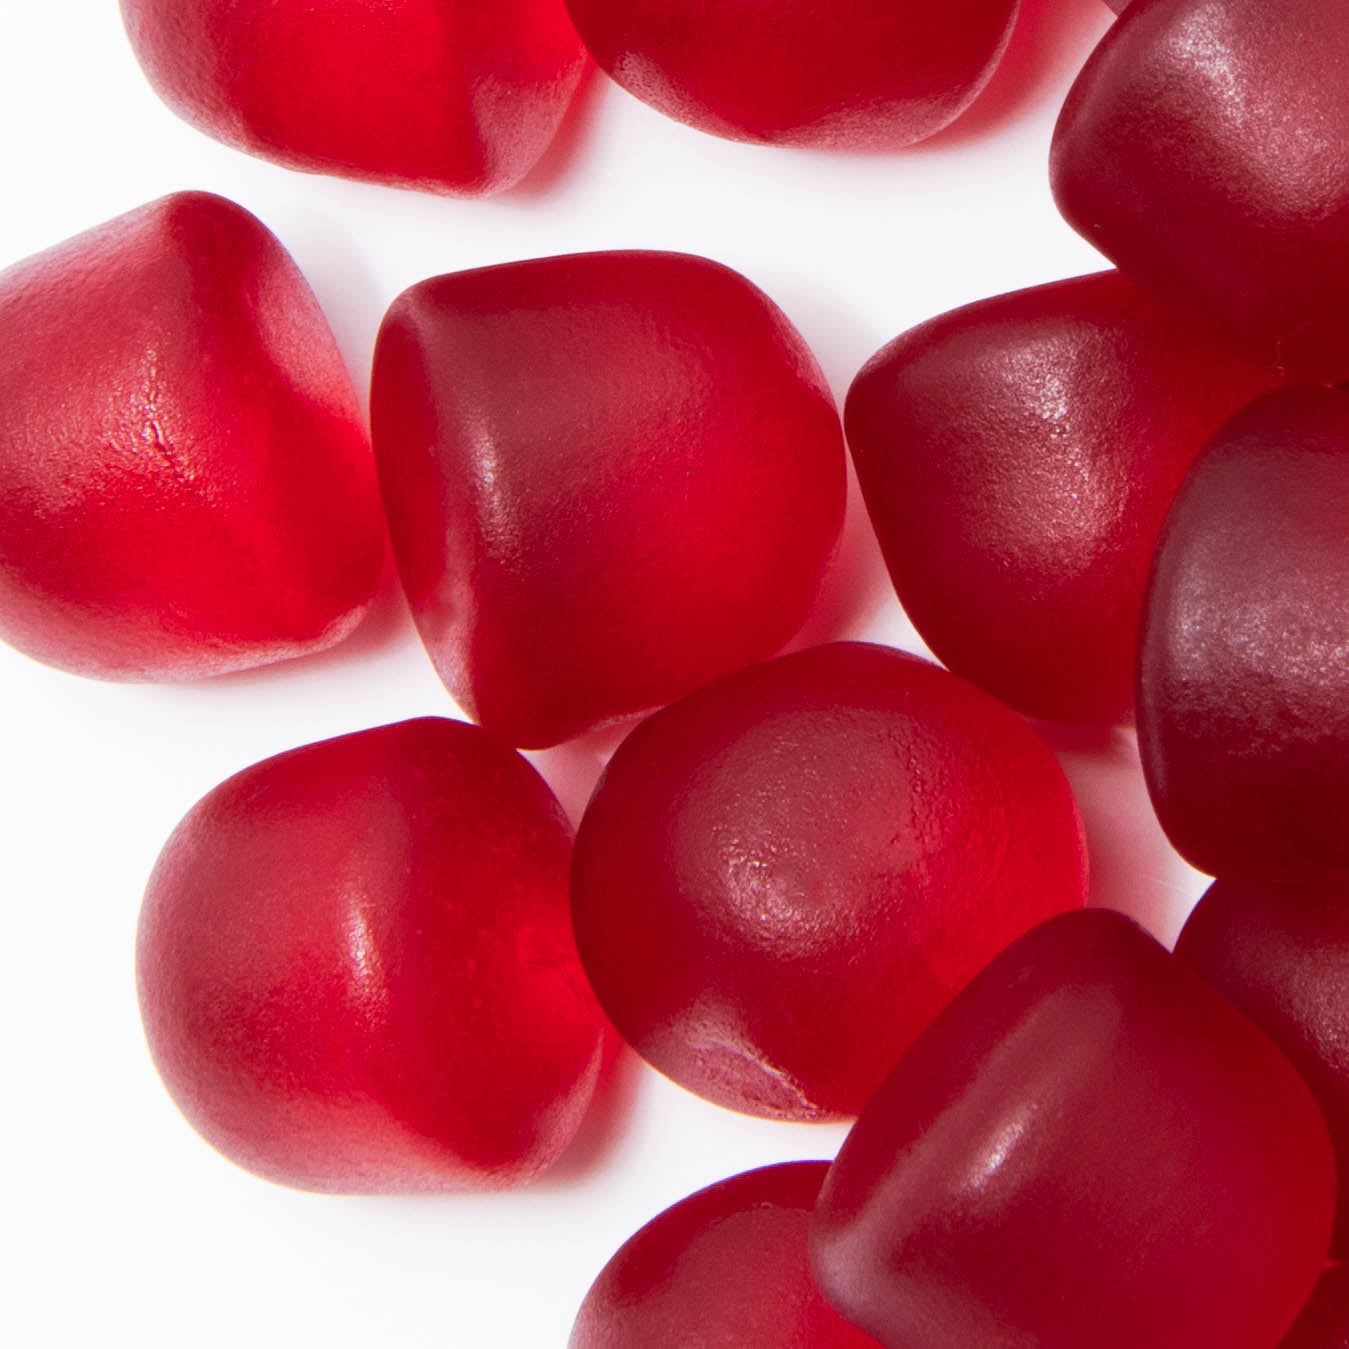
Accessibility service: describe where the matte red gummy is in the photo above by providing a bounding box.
[137,717,605,1193]
[1052,0,1349,380]
[571,642,1088,1121]
[370,251,845,749]
[120,0,586,195]
[570,1163,881,1347]
[1138,385,1349,878]
[1280,1267,1349,1349]
[563,0,1018,149]
[811,910,1336,1349]
[1177,877,1349,1254]
[0,191,382,681]
[845,271,1281,724]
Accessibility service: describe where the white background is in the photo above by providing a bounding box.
[0,3,1207,1345]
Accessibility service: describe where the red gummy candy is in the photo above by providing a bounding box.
[1280,1267,1349,1349]
[370,251,844,749]
[562,0,1018,149]
[120,0,586,195]
[137,717,604,1193]
[1052,0,1349,380]
[845,271,1280,724]
[570,1162,880,1347]
[571,642,1087,1121]
[812,910,1335,1349]
[0,191,382,681]
[1177,877,1349,1254]
[1138,385,1349,878]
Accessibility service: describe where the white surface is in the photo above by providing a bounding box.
[0,3,1207,1345]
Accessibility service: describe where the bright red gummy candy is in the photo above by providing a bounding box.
[1138,385,1349,878]
[845,271,1281,724]
[0,191,382,681]
[120,1,586,195]
[370,251,844,749]
[562,0,1018,149]
[137,717,605,1193]
[1052,0,1349,380]
[570,1162,881,1347]
[1280,1267,1349,1349]
[811,909,1336,1349]
[571,642,1087,1121]
[1177,877,1349,1254]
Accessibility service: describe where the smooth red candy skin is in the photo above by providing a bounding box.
[1052,0,1349,380]
[570,1163,881,1347]
[0,192,382,681]
[370,251,844,749]
[1280,1267,1349,1349]
[845,271,1281,725]
[562,0,1018,149]
[571,642,1087,1121]
[119,1,585,195]
[811,910,1336,1349]
[1138,386,1349,878]
[1177,878,1349,1254]
[137,717,604,1193]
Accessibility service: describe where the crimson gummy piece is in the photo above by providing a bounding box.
[1137,385,1349,878]
[137,717,605,1193]
[119,0,586,195]
[571,641,1087,1121]
[1177,877,1349,1254]
[1280,1267,1349,1349]
[569,1162,881,1347]
[1052,0,1349,380]
[562,0,1018,149]
[845,270,1281,724]
[811,909,1335,1349]
[0,191,382,681]
[370,250,844,749]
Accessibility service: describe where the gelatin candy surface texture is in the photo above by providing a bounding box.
[1138,385,1349,878]
[1052,0,1349,380]
[845,271,1280,723]
[572,642,1087,1121]
[1280,1267,1349,1349]
[812,910,1335,1349]
[570,1162,880,1347]
[137,718,605,1193]
[0,191,382,680]
[120,0,586,195]
[370,250,844,748]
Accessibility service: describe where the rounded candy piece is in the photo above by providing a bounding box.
[570,1162,880,1347]
[370,251,844,748]
[571,641,1087,1121]
[119,0,586,195]
[137,717,605,1193]
[811,910,1336,1349]
[1177,877,1349,1254]
[845,271,1281,724]
[1138,385,1349,878]
[562,0,1018,150]
[1280,1267,1349,1349]
[1052,0,1349,380]
[0,191,382,681]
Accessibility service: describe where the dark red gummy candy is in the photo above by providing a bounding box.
[1052,0,1349,380]
[1177,877,1349,1254]
[570,1162,880,1347]
[571,642,1087,1121]
[0,191,382,680]
[120,0,586,195]
[1280,1266,1349,1349]
[137,717,605,1193]
[370,251,844,748]
[563,0,1017,149]
[845,270,1280,724]
[1138,385,1349,878]
[812,909,1335,1349]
